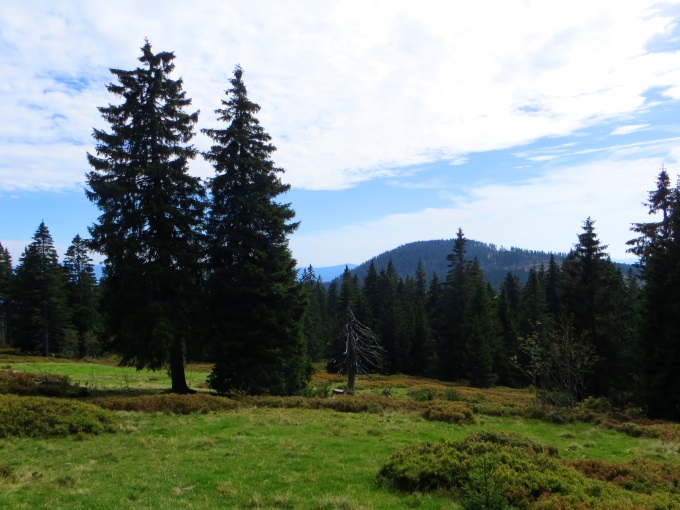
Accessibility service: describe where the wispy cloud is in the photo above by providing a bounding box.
[291,154,667,266]
[1,1,680,192]
[610,124,650,135]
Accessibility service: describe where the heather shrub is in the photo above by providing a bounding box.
[422,403,475,424]
[379,431,680,508]
[0,369,80,397]
[90,393,239,414]
[0,394,117,437]
[408,388,434,402]
[443,388,462,401]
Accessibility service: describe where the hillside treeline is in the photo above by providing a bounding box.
[302,171,680,420]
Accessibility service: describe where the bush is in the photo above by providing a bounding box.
[422,403,475,425]
[443,388,462,401]
[379,431,680,509]
[90,393,239,414]
[0,370,80,397]
[0,394,117,437]
[409,388,434,402]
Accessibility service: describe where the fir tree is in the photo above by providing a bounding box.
[437,228,469,380]
[203,66,310,395]
[13,223,69,355]
[0,243,12,345]
[62,234,100,358]
[628,170,680,418]
[86,41,205,393]
[463,259,498,387]
[300,265,330,361]
[562,218,628,398]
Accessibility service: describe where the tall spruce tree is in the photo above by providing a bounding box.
[203,66,310,395]
[62,235,100,358]
[562,218,627,398]
[628,169,680,419]
[436,228,469,380]
[0,243,12,345]
[463,259,498,387]
[13,223,69,355]
[86,41,205,393]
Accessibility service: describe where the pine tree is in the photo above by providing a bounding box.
[86,41,205,393]
[496,272,521,386]
[562,218,627,398]
[13,223,69,355]
[203,66,310,395]
[62,235,100,358]
[377,260,406,373]
[463,258,498,387]
[300,265,330,361]
[0,243,12,345]
[628,170,680,418]
[437,228,469,380]
[406,261,434,376]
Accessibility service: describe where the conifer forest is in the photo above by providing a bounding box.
[1,41,680,422]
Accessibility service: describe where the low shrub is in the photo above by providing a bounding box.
[0,394,117,438]
[568,458,680,496]
[408,388,434,402]
[0,369,80,397]
[443,388,462,401]
[422,403,475,425]
[378,431,680,509]
[90,393,239,414]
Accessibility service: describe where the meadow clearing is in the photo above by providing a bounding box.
[1,352,679,509]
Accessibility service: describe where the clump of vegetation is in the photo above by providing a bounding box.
[421,402,475,424]
[89,393,239,414]
[568,458,680,497]
[408,387,434,401]
[0,369,82,397]
[378,431,680,508]
[0,394,117,437]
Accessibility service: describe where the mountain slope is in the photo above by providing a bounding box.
[344,239,632,289]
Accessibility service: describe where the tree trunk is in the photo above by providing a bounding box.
[169,340,192,394]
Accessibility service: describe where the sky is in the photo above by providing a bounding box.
[3,1,680,269]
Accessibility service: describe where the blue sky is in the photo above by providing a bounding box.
[2,1,680,268]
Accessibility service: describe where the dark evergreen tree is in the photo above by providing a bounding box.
[628,169,680,419]
[0,243,12,345]
[12,223,69,355]
[463,258,498,387]
[496,272,521,386]
[436,228,469,380]
[362,259,380,328]
[86,41,205,393]
[203,66,310,395]
[562,218,628,398]
[62,235,100,358]
[406,261,434,375]
[377,260,405,373]
[544,254,562,320]
[300,265,330,361]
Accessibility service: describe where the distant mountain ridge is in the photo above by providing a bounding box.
[337,239,634,289]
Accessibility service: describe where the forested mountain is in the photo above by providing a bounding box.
[344,239,632,289]
[345,239,566,288]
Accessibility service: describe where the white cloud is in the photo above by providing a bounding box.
[290,155,666,266]
[1,1,680,192]
[610,124,650,135]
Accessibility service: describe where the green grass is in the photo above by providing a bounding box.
[0,355,679,508]
[3,361,208,392]
[0,407,677,509]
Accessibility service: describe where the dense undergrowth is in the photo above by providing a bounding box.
[378,431,680,509]
[0,394,118,438]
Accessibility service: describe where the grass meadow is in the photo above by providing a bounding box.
[1,352,679,509]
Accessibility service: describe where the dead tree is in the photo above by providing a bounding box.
[330,308,384,395]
